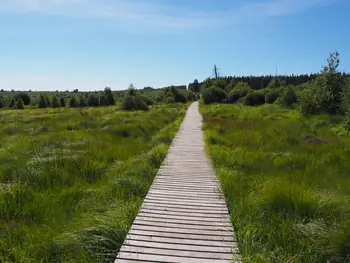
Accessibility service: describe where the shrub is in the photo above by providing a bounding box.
[45,96,51,107]
[9,99,15,109]
[121,93,148,111]
[163,87,187,103]
[141,94,155,106]
[38,95,47,108]
[104,87,115,105]
[0,98,3,109]
[233,82,252,97]
[283,88,298,107]
[265,90,280,104]
[14,92,31,105]
[299,85,318,115]
[79,96,87,107]
[244,91,266,106]
[15,98,24,109]
[99,95,109,106]
[267,78,285,89]
[227,90,240,104]
[202,86,227,104]
[69,97,78,108]
[185,90,196,101]
[164,96,175,104]
[87,94,100,107]
[60,98,66,107]
[52,96,61,108]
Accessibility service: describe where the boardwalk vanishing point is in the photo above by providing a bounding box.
[115,102,241,262]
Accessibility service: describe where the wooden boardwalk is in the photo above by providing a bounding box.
[115,102,240,263]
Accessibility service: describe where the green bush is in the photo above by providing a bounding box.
[244,91,266,106]
[79,96,87,107]
[233,82,252,97]
[104,87,115,106]
[52,96,61,108]
[38,95,47,108]
[9,99,15,108]
[99,95,109,106]
[265,90,280,104]
[141,94,155,106]
[15,98,24,109]
[121,93,148,111]
[69,97,78,108]
[164,96,175,104]
[60,98,66,107]
[87,94,100,107]
[185,90,196,101]
[163,87,187,103]
[283,88,298,107]
[202,86,227,104]
[14,92,31,105]
[299,85,318,115]
[227,90,240,104]
[267,78,285,89]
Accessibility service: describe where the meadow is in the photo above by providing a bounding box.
[201,103,350,263]
[0,103,187,263]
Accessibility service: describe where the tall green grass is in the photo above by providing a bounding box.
[201,103,350,263]
[0,104,187,263]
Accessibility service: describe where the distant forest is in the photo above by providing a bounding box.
[188,73,350,92]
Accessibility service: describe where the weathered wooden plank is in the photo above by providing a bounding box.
[138,212,232,223]
[139,209,227,219]
[126,234,235,247]
[133,220,233,231]
[116,252,238,263]
[128,229,235,242]
[135,216,232,227]
[141,203,229,213]
[141,206,229,215]
[130,225,233,236]
[146,194,225,202]
[120,245,235,260]
[123,239,237,253]
[142,199,227,208]
[149,189,220,197]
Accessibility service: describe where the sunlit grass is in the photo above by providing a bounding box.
[0,104,187,263]
[201,103,350,263]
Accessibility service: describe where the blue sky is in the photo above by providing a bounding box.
[0,0,349,91]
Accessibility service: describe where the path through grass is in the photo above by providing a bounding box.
[0,104,187,263]
[201,103,350,263]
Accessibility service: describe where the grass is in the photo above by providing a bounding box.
[0,103,187,263]
[200,103,350,263]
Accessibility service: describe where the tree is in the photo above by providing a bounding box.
[9,99,15,108]
[315,52,345,114]
[69,97,78,108]
[0,98,3,108]
[202,87,227,104]
[45,96,51,107]
[99,95,109,106]
[87,94,100,107]
[189,79,200,93]
[38,95,47,108]
[79,96,87,107]
[52,96,61,108]
[14,92,31,105]
[60,98,66,107]
[104,87,115,105]
[15,98,24,109]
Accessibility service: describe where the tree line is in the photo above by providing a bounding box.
[0,88,116,110]
[188,72,349,93]
[198,52,350,129]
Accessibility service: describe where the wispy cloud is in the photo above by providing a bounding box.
[0,0,337,29]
